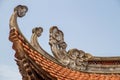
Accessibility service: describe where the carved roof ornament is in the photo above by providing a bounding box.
[9,5,120,80]
[49,26,92,70]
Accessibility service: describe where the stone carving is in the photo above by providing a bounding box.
[14,5,28,17]
[49,26,70,65]
[9,5,28,30]
[9,5,39,80]
[11,4,92,71]
[30,27,43,51]
[49,26,92,70]
[30,27,59,62]
[9,5,120,74]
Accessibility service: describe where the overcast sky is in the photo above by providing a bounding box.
[0,0,120,80]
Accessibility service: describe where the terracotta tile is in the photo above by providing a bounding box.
[10,31,120,80]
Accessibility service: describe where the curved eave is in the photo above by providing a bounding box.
[15,28,59,63]
[9,5,120,80]
[9,27,120,80]
[9,14,59,64]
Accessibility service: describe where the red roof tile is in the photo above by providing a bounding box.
[9,27,120,80]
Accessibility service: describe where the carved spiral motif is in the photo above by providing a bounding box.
[50,27,63,43]
[32,27,43,37]
[49,26,93,70]
[14,5,28,17]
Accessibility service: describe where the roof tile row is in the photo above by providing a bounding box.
[10,28,120,80]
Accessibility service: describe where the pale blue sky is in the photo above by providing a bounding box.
[0,0,120,80]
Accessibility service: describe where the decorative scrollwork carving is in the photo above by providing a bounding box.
[11,5,93,71]
[30,27,45,54]
[14,5,28,17]
[49,26,70,65]
[49,26,93,70]
[10,5,120,74]
[30,27,59,62]
[9,5,28,30]
[68,49,92,70]
[32,27,43,37]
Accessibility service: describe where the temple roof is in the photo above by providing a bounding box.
[9,5,120,80]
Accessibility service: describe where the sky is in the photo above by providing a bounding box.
[0,0,120,80]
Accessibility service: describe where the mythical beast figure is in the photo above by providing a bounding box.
[49,26,92,70]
